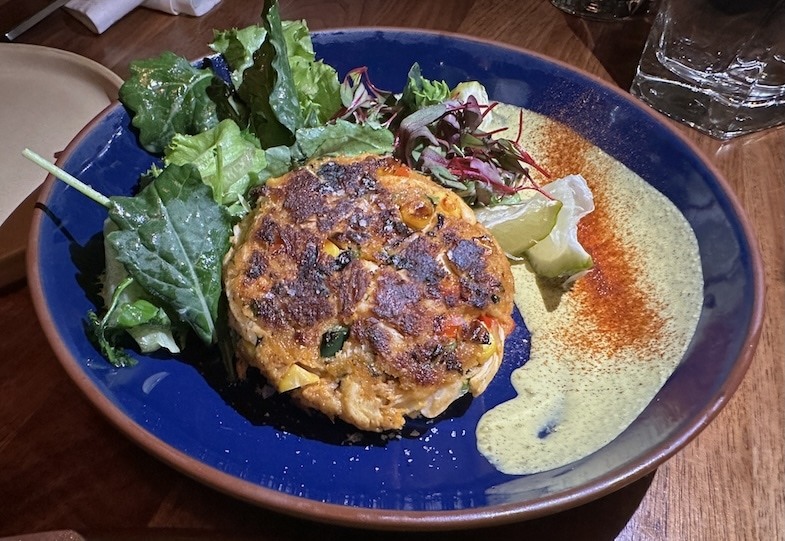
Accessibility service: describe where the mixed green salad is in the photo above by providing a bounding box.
[25,0,592,370]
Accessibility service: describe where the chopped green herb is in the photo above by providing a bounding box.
[320,326,350,358]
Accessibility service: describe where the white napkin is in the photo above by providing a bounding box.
[142,0,222,16]
[64,0,143,34]
[64,0,221,34]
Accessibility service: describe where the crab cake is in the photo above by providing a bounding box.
[223,154,515,432]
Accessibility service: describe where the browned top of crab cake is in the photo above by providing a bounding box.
[223,154,515,431]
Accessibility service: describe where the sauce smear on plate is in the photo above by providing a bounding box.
[476,105,703,474]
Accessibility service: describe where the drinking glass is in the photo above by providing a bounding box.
[550,0,653,21]
[630,0,785,140]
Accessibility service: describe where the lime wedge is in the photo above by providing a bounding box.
[524,174,594,280]
[474,192,562,257]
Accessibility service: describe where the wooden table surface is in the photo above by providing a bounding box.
[1,1,783,539]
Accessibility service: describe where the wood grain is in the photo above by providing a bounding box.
[1,0,783,539]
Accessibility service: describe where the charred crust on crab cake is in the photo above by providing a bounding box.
[223,154,515,431]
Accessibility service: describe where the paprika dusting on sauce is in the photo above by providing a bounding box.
[532,108,667,359]
[570,203,667,359]
[475,104,703,475]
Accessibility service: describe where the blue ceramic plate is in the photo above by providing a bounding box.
[28,30,764,529]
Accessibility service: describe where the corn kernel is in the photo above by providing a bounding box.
[278,364,319,392]
[400,197,434,230]
[477,320,497,362]
[437,195,463,218]
[322,239,342,258]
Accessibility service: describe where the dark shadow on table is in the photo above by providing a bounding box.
[561,12,655,91]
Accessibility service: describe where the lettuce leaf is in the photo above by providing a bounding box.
[400,63,451,115]
[237,0,303,148]
[164,119,267,217]
[283,20,342,125]
[294,119,394,160]
[211,19,341,129]
[122,2,343,157]
[261,144,295,179]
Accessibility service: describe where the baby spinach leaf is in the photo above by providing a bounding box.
[210,25,267,88]
[206,76,249,129]
[87,277,139,368]
[120,52,219,154]
[100,220,188,356]
[107,163,232,345]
